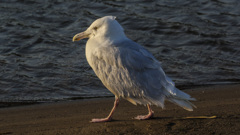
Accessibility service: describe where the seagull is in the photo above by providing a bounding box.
[72,16,196,123]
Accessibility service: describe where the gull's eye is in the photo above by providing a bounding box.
[93,27,98,31]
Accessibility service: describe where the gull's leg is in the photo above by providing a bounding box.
[91,97,119,123]
[134,104,154,120]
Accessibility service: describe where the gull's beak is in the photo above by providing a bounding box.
[72,31,90,42]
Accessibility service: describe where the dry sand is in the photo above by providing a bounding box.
[0,84,239,135]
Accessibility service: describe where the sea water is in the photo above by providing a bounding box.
[0,0,239,102]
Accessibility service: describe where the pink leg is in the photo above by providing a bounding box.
[90,97,119,123]
[134,104,154,120]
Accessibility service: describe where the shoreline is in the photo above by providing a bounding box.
[0,84,239,134]
[0,83,236,108]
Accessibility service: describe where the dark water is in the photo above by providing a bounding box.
[0,0,240,102]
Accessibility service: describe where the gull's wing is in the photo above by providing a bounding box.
[89,39,193,108]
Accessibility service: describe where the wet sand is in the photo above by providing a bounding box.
[0,84,239,135]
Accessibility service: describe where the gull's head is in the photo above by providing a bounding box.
[73,16,125,42]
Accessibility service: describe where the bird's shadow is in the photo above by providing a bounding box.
[151,116,173,120]
[108,116,217,123]
[91,116,217,123]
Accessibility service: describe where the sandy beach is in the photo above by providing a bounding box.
[0,84,239,135]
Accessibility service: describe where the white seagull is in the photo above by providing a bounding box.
[73,16,196,123]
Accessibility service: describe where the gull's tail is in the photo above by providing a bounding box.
[167,87,196,111]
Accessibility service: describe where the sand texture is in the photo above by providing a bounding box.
[0,85,240,135]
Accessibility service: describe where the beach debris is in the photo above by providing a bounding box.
[182,116,217,119]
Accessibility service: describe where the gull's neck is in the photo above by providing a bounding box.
[104,30,127,42]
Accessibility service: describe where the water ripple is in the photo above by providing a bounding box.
[0,0,239,102]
